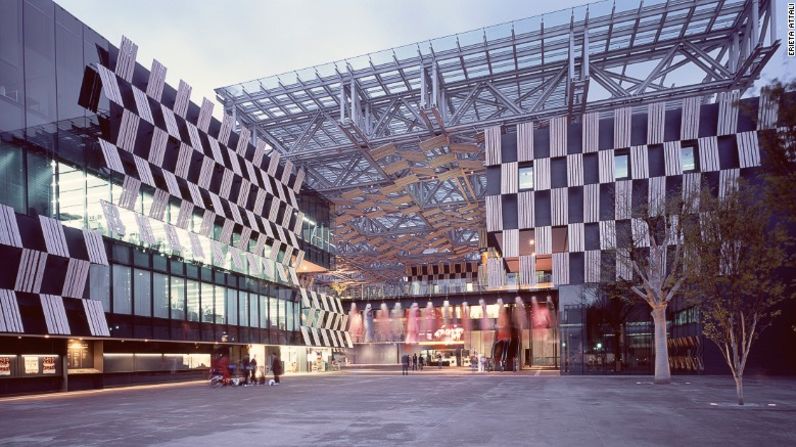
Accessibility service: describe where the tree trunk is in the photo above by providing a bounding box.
[735,375,744,405]
[651,306,671,384]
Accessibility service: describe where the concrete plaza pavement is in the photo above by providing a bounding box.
[0,371,794,446]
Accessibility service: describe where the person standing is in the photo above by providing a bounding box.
[242,357,251,385]
[271,353,283,385]
[401,354,409,375]
[250,356,258,385]
[437,353,443,369]
[412,353,418,371]
[418,354,424,371]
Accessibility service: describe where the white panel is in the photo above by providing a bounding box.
[118,176,141,210]
[737,131,761,168]
[717,90,740,136]
[680,96,701,140]
[663,141,683,175]
[534,158,551,190]
[567,223,585,252]
[134,156,155,187]
[517,122,534,162]
[0,290,24,333]
[146,59,167,101]
[630,145,649,179]
[485,126,502,166]
[0,204,23,248]
[698,136,720,172]
[719,169,740,199]
[757,94,778,129]
[583,184,600,223]
[219,113,234,146]
[62,258,90,299]
[197,98,214,131]
[518,191,535,229]
[502,229,519,258]
[613,107,631,148]
[551,187,568,226]
[550,116,567,158]
[632,218,650,247]
[647,102,665,144]
[132,88,153,124]
[552,253,569,285]
[501,162,518,194]
[83,229,108,265]
[584,250,601,283]
[615,180,632,220]
[161,104,180,138]
[598,149,615,183]
[535,226,552,255]
[582,112,599,153]
[485,195,503,232]
[40,294,71,335]
[99,139,124,173]
[115,36,137,81]
[682,172,701,206]
[519,255,537,286]
[38,216,69,257]
[567,154,583,187]
[148,127,168,166]
[83,299,110,337]
[96,65,123,104]
[648,176,666,216]
[600,220,616,250]
[173,80,192,117]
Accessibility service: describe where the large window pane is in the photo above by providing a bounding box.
[57,162,85,228]
[0,0,25,134]
[153,272,169,318]
[0,143,25,213]
[23,0,56,129]
[133,268,151,316]
[89,264,109,310]
[680,146,696,172]
[614,153,629,180]
[200,282,213,323]
[225,288,237,325]
[286,301,294,331]
[519,166,534,190]
[186,279,199,321]
[278,300,287,331]
[259,295,267,328]
[239,291,248,327]
[249,293,258,328]
[214,285,225,324]
[26,150,53,217]
[170,276,185,320]
[269,298,278,331]
[112,264,131,315]
[86,171,109,232]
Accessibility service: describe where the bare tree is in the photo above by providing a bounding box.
[683,184,792,405]
[607,189,694,384]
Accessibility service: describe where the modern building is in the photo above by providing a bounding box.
[217,0,793,375]
[0,0,346,395]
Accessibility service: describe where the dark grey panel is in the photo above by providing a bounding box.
[698,103,719,137]
[663,108,682,142]
[599,183,615,221]
[583,153,599,185]
[630,113,647,146]
[501,132,518,163]
[534,190,551,227]
[533,126,550,159]
[717,135,740,169]
[598,118,614,150]
[567,121,582,154]
[584,223,600,250]
[647,144,665,177]
[568,186,583,224]
[501,194,518,230]
[486,166,501,196]
[550,157,567,188]
[569,252,584,285]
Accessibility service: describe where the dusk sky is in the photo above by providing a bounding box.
[55,0,793,116]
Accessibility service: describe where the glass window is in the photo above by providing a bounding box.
[89,264,110,310]
[23,0,57,129]
[112,264,131,314]
[269,298,279,330]
[681,146,696,172]
[249,293,258,328]
[26,150,53,217]
[200,282,213,323]
[170,276,185,320]
[0,143,26,213]
[286,301,294,331]
[614,152,629,179]
[239,291,249,327]
[214,285,225,324]
[278,300,287,331]
[519,166,534,190]
[153,272,169,318]
[56,162,85,228]
[86,171,109,232]
[226,288,238,325]
[259,295,267,328]
[0,0,25,134]
[186,279,199,321]
[133,268,151,316]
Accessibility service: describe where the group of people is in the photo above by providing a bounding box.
[211,352,283,386]
[401,352,444,375]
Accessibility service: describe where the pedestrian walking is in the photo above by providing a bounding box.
[401,354,410,375]
[271,353,282,385]
[412,353,418,371]
[418,355,424,371]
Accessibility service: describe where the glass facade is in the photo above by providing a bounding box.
[0,0,324,354]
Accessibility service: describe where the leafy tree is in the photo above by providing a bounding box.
[756,81,796,223]
[683,184,792,405]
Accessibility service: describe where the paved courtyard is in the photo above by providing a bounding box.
[1,372,794,446]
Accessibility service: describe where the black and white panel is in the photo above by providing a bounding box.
[517,122,534,162]
[0,290,24,333]
[485,126,502,166]
[40,294,71,335]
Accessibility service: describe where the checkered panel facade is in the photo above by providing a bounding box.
[484,93,774,287]
[83,36,307,284]
[299,288,352,349]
